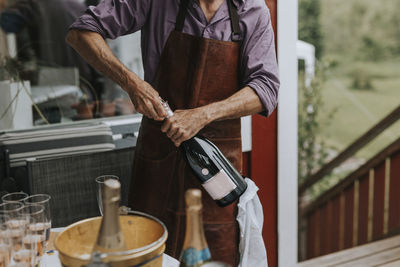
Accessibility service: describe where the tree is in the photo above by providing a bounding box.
[299,0,324,58]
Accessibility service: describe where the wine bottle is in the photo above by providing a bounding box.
[93,179,126,253]
[160,98,247,207]
[179,189,211,267]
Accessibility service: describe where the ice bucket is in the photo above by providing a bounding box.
[55,211,168,267]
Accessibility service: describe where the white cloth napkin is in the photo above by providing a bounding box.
[237,178,268,267]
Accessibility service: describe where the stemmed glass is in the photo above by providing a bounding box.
[23,194,51,248]
[19,204,45,266]
[0,214,11,267]
[95,175,120,215]
[1,192,28,204]
[0,193,52,267]
[0,203,25,245]
[10,215,36,267]
[0,202,36,267]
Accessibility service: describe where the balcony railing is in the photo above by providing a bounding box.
[299,105,400,261]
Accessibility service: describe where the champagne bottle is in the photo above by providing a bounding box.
[179,189,211,267]
[93,179,126,253]
[160,98,247,207]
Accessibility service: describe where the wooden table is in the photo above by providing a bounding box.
[47,230,59,251]
[298,235,400,267]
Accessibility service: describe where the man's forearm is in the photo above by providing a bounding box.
[66,29,140,89]
[66,29,167,120]
[162,86,264,146]
[203,86,264,123]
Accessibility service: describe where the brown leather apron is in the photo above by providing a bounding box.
[128,0,242,265]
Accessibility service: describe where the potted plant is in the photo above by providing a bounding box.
[70,94,95,120]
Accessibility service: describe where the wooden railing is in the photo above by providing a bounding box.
[299,105,400,195]
[302,137,400,260]
[299,105,400,261]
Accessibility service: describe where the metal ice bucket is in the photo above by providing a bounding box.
[55,211,168,267]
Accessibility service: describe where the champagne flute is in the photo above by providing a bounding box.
[0,202,25,232]
[1,192,28,204]
[9,215,36,267]
[95,175,120,215]
[0,203,34,267]
[19,205,45,266]
[23,194,51,248]
[0,214,11,267]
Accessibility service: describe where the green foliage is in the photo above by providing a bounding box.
[360,35,384,61]
[300,0,400,199]
[321,0,400,60]
[0,56,24,81]
[350,66,374,91]
[298,0,324,58]
[298,61,335,184]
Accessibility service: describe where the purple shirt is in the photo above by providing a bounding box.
[70,0,279,115]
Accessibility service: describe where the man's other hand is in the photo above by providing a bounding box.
[127,79,167,121]
[161,108,209,147]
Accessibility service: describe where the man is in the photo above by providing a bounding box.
[67,0,279,265]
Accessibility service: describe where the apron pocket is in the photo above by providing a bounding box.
[129,149,178,216]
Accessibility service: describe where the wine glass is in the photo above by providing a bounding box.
[95,175,120,215]
[9,215,36,267]
[0,202,24,225]
[19,205,45,266]
[23,194,51,248]
[0,202,35,267]
[1,192,28,204]
[0,214,11,267]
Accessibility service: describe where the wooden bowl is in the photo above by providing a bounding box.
[55,212,168,267]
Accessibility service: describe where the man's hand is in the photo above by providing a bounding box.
[161,108,209,147]
[66,30,167,120]
[126,79,167,121]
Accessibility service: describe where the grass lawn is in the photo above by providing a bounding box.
[300,0,400,199]
[302,58,400,198]
[317,58,400,160]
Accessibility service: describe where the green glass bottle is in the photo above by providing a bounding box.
[179,189,211,267]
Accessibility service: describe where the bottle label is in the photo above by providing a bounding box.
[202,169,237,200]
[180,247,211,266]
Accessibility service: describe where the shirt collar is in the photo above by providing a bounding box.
[192,0,245,7]
[231,0,244,8]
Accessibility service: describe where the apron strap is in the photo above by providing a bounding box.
[227,0,242,41]
[175,0,242,42]
[175,0,190,32]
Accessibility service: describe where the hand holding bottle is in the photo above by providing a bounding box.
[161,108,209,147]
[160,98,210,147]
[159,97,247,207]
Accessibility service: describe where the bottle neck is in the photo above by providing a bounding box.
[102,201,121,232]
[182,206,208,251]
[95,199,126,251]
[181,137,195,148]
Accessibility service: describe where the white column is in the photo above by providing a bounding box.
[6,33,17,58]
[277,0,298,266]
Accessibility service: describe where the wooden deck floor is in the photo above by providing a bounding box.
[298,235,400,267]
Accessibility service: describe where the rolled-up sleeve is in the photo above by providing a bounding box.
[69,0,151,39]
[241,7,280,117]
